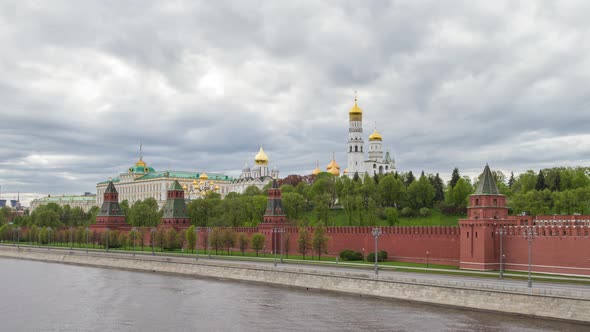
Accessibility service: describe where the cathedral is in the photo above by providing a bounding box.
[230,146,280,193]
[345,96,395,177]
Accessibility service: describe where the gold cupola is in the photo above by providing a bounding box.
[254,146,269,165]
[312,160,321,175]
[349,93,363,122]
[326,153,340,175]
[199,172,209,180]
[369,128,383,141]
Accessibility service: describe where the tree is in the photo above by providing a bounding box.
[165,228,179,250]
[407,174,435,209]
[384,207,399,226]
[209,228,223,254]
[298,227,311,260]
[251,233,265,256]
[222,229,237,255]
[452,178,473,208]
[238,233,249,255]
[430,173,445,203]
[186,226,196,253]
[312,223,329,260]
[508,172,515,189]
[536,170,547,191]
[404,171,415,186]
[450,168,461,189]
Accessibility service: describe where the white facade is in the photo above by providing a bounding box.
[30,194,97,212]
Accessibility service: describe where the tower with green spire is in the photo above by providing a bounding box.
[95,181,127,228]
[459,164,515,271]
[161,180,190,228]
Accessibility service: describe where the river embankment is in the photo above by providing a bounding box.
[1,245,589,324]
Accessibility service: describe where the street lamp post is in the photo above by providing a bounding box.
[496,227,507,279]
[131,227,137,256]
[524,226,537,288]
[151,227,156,255]
[278,227,285,264]
[85,227,89,254]
[372,227,382,276]
[273,227,277,267]
[16,227,21,249]
[47,227,52,250]
[207,227,212,259]
[38,232,41,248]
[69,226,73,251]
[195,227,199,261]
[105,228,110,252]
[426,251,430,268]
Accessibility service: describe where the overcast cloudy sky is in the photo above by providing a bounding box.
[1,0,589,205]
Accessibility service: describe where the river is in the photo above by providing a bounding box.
[0,258,587,331]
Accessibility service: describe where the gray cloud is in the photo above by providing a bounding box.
[1,0,590,204]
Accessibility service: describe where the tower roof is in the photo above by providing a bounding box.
[475,164,500,195]
[169,180,184,191]
[369,128,382,141]
[105,181,118,194]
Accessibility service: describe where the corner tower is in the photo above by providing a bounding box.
[347,96,365,177]
[459,164,514,271]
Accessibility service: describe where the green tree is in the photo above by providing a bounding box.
[165,228,179,250]
[222,229,237,255]
[297,227,311,260]
[451,178,473,208]
[450,167,461,188]
[186,226,196,253]
[209,228,223,254]
[238,233,249,255]
[407,174,435,209]
[536,170,546,191]
[312,223,329,260]
[251,233,265,256]
[384,207,399,226]
[508,172,515,189]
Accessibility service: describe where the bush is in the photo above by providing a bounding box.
[367,250,388,262]
[339,249,363,261]
[401,207,414,217]
[419,207,431,217]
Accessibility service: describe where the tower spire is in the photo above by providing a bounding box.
[354,90,358,105]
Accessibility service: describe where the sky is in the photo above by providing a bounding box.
[1,0,589,205]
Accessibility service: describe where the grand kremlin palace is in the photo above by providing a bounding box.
[96,146,279,207]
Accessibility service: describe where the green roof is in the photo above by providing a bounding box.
[128,165,156,174]
[474,164,500,195]
[37,195,96,202]
[170,180,184,191]
[137,170,234,181]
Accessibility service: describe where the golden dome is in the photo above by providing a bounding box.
[312,167,321,175]
[214,185,220,191]
[343,168,349,174]
[192,180,198,186]
[254,146,269,165]
[369,128,382,141]
[328,166,340,176]
[182,184,188,191]
[135,158,147,167]
[326,157,340,171]
[349,97,363,115]
[199,172,209,180]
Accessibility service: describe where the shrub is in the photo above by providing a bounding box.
[339,249,364,261]
[367,250,388,262]
[419,207,431,217]
[401,207,414,217]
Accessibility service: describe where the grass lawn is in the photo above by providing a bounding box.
[298,208,460,227]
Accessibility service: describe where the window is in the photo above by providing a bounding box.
[467,232,469,238]
[355,146,358,152]
[475,199,479,206]
[475,232,478,238]
[373,164,376,169]
[493,199,498,206]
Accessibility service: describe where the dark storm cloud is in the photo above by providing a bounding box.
[1,0,589,204]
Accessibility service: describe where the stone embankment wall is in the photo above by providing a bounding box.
[1,246,589,324]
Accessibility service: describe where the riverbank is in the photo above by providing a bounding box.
[1,246,589,324]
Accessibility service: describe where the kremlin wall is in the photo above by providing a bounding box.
[85,163,590,277]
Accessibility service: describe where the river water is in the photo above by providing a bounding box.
[0,258,587,332]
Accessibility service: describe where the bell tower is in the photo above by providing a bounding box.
[347,95,365,177]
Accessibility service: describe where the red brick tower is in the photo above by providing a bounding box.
[94,181,128,229]
[258,179,288,253]
[459,165,515,270]
[160,180,190,229]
